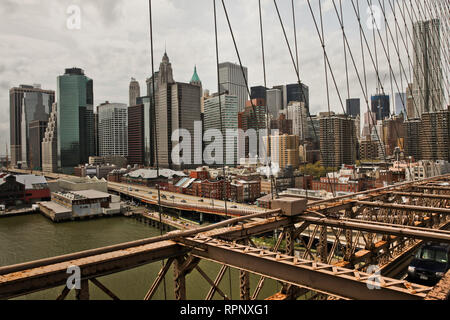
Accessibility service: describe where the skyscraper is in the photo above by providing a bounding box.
[28,120,48,170]
[266,88,282,119]
[204,94,238,166]
[42,103,58,173]
[346,98,360,117]
[155,52,202,169]
[57,68,95,173]
[412,19,443,116]
[250,86,268,101]
[128,101,153,167]
[286,83,309,110]
[394,93,407,115]
[371,94,390,120]
[403,119,422,161]
[9,84,55,166]
[129,78,140,107]
[263,134,300,170]
[219,62,248,112]
[420,109,450,161]
[97,102,128,157]
[286,101,308,140]
[320,115,357,168]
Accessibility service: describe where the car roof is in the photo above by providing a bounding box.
[420,242,450,251]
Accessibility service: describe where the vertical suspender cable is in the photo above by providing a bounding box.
[148,0,166,300]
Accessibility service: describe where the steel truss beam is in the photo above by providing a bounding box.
[0,241,186,300]
[387,192,450,200]
[181,236,431,300]
[301,215,450,243]
[353,201,450,214]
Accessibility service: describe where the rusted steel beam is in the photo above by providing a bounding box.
[387,192,450,200]
[76,280,89,300]
[0,209,279,277]
[425,270,450,300]
[144,258,175,301]
[90,278,120,300]
[183,237,431,300]
[300,215,450,243]
[0,241,186,300]
[251,230,285,300]
[308,174,450,207]
[205,265,228,300]
[415,185,450,192]
[56,286,70,301]
[173,255,200,300]
[195,266,228,300]
[353,201,450,214]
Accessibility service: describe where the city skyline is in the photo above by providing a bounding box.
[1,0,438,156]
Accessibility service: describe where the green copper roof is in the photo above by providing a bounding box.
[191,66,201,83]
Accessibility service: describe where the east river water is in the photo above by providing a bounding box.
[0,214,280,300]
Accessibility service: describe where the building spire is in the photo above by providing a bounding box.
[190,65,201,86]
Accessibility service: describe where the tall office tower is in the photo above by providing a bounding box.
[362,112,377,138]
[286,83,309,110]
[359,137,379,161]
[346,98,360,117]
[97,102,128,157]
[129,78,140,107]
[9,84,55,166]
[286,101,308,140]
[406,83,416,118]
[371,94,390,120]
[320,115,357,168]
[403,119,422,161]
[263,134,300,170]
[270,113,292,135]
[154,52,202,169]
[190,66,204,113]
[266,88,282,119]
[146,71,160,97]
[57,68,95,173]
[251,86,268,101]
[204,94,238,166]
[372,121,385,159]
[42,103,58,173]
[420,110,450,161]
[219,62,248,112]
[93,111,99,156]
[394,93,407,115]
[382,115,405,156]
[128,99,153,167]
[412,19,443,116]
[28,120,48,170]
[306,114,321,146]
[201,89,211,114]
[240,99,267,158]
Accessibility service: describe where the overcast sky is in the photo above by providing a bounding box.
[0,0,444,156]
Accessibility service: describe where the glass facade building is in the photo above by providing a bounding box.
[371,94,390,121]
[57,68,95,173]
[204,94,239,166]
[97,102,128,157]
[9,85,54,166]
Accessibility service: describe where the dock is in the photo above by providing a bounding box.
[0,208,37,218]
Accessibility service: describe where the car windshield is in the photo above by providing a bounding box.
[416,248,448,263]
